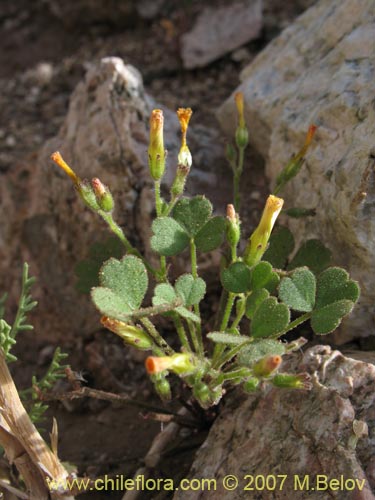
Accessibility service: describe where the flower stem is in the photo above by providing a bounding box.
[233,147,245,212]
[212,292,235,362]
[140,318,174,355]
[172,314,191,352]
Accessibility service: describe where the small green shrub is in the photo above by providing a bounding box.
[51,96,359,409]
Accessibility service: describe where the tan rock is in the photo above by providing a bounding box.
[217,0,375,342]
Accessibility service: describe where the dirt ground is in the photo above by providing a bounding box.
[0,1,316,498]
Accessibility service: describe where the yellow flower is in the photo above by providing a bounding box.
[51,151,81,185]
[244,195,284,266]
[145,353,196,375]
[176,108,193,167]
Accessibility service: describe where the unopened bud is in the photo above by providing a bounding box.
[151,373,172,401]
[92,178,114,212]
[226,204,241,248]
[101,316,153,350]
[170,163,190,197]
[234,92,248,149]
[148,109,166,181]
[272,373,312,390]
[275,125,317,191]
[193,382,223,409]
[243,377,260,392]
[253,355,282,377]
[244,195,284,266]
[145,353,197,376]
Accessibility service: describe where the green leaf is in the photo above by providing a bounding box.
[175,306,201,323]
[310,267,360,335]
[75,237,123,294]
[221,262,251,293]
[175,274,206,306]
[311,300,355,335]
[250,261,279,291]
[263,226,294,269]
[91,256,148,317]
[195,216,226,252]
[151,217,189,256]
[279,268,316,312]
[245,288,270,319]
[207,332,250,345]
[152,283,177,306]
[172,196,212,237]
[288,239,332,274]
[315,267,360,308]
[237,339,286,367]
[251,297,290,338]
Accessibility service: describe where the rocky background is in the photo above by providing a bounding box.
[0,0,374,499]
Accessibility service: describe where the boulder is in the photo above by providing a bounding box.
[0,57,229,342]
[181,0,263,69]
[174,345,375,499]
[217,0,375,342]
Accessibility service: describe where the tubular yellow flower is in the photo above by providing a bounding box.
[101,316,153,350]
[148,109,166,181]
[145,353,196,376]
[234,92,245,128]
[244,194,284,266]
[51,151,81,185]
[177,108,193,167]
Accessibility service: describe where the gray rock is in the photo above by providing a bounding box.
[217,0,375,342]
[181,0,263,69]
[174,345,375,499]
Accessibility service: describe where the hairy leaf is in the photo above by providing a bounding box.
[172,196,212,237]
[251,297,290,338]
[237,339,286,367]
[245,288,270,319]
[175,274,206,306]
[250,261,279,291]
[91,256,148,317]
[207,332,250,345]
[279,268,316,312]
[221,262,251,293]
[151,217,189,256]
[195,216,226,252]
[311,300,355,334]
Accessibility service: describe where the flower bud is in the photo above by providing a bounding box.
[51,152,101,211]
[145,353,197,376]
[275,125,317,191]
[234,92,249,149]
[226,204,241,248]
[243,377,260,392]
[193,382,223,409]
[177,108,193,168]
[271,373,312,390]
[148,109,166,181]
[244,195,284,266]
[170,164,190,197]
[151,373,172,401]
[92,178,114,212]
[101,316,153,350]
[252,355,282,378]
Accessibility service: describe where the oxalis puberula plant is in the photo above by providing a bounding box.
[50,93,360,409]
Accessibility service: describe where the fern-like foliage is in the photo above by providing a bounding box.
[23,347,69,424]
[0,263,37,362]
